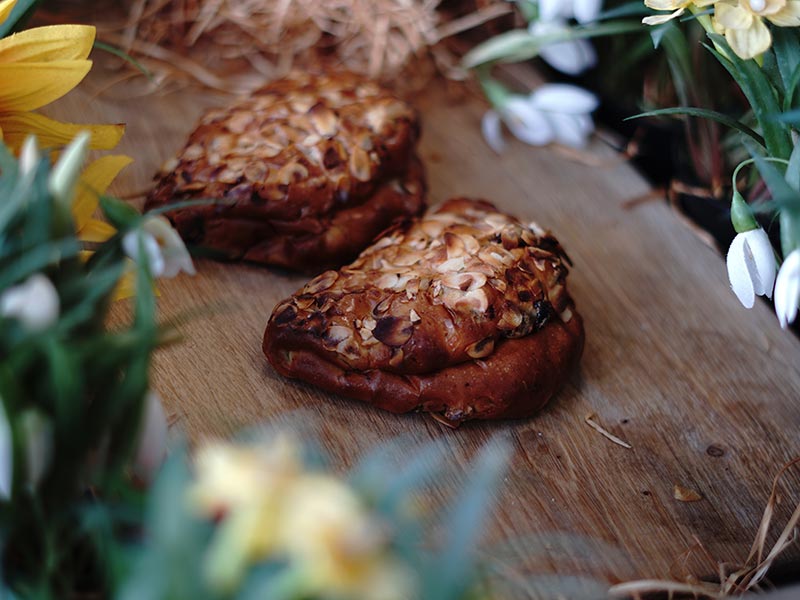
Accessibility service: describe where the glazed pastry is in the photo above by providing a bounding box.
[263,198,584,425]
[145,71,425,272]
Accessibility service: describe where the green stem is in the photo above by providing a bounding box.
[731,158,790,233]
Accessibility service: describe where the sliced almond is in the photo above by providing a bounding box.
[673,485,703,502]
[466,337,495,359]
[304,270,338,294]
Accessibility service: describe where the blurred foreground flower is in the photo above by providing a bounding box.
[775,249,800,328]
[0,273,59,331]
[123,215,196,279]
[482,83,599,152]
[0,0,124,152]
[192,436,415,598]
[133,391,169,482]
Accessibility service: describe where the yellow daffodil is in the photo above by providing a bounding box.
[713,0,800,59]
[643,0,716,25]
[0,0,124,153]
[190,437,416,599]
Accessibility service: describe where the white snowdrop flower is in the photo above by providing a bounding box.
[481,83,599,152]
[726,227,777,309]
[529,19,598,75]
[775,249,800,329]
[122,215,196,279]
[0,274,60,332]
[48,131,90,205]
[538,0,603,24]
[133,391,169,482]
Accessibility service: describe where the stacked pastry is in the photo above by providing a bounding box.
[145,72,426,272]
[264,199,584,425]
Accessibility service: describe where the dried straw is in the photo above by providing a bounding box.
[101,0,512,93]
[610,457,800,598]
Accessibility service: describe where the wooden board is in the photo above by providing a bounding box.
[45,64,800,595]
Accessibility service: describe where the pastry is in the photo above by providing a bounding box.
[145,71,426,272]
[263,198,584,425]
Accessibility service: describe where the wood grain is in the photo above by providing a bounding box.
[45,63,800,596]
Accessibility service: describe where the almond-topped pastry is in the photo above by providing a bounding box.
[145,71,426,272]
[263,198,584,425]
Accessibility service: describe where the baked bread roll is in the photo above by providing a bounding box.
[145,71,426,272]
[264,198,584,425]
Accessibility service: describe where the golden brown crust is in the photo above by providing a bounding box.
[263,198,584,424]
[144,71,425,271]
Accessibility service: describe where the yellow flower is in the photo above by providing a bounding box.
[0,0,124,153]
[189,437,417,599]
[713,0,800,59]
[643,0,717,25]
[277,475,416,600]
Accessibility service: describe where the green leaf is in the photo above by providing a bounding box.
[99,196,141,231]
[787,142,800,192]
[626,107,765,147]
[424,438,511,600]
[0,0,41,38]
[462,21,643,69]
[705,34,793,159]
[93,41,153,81]
[597,2,651,20]
[772,28,800,96]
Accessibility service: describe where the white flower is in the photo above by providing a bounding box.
[775,249,800,329]
[122,215,196,278]
[538,0,603,24]
[481,83,599,152]
[0,274,60,331]
[133,391,169,482]
[529,20,597,75]
[48,131,90,205]
[0,399,11,501]
[726,227,776,309]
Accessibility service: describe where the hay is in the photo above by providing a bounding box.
[610,457,800,598]
[102,0,513,93]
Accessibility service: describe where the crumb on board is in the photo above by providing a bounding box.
[673,484,703,502]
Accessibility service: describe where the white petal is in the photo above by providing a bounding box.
[538,38,598,75]
[574,0,603,23]
[538,0,571,22]
[549,113,595,148]
[503,98,554,145]
[775,250,800,328]
[0,400,11,501]
[48,131,90,205]
[0,274,60,332]
[19,136,39,178]
[743,228,776,297]
[530,83,599,114]
[134,391,169,482]
[643,8,685,25]
[142,216,196,278]
[727,233,756,308]
[481,109,506,154]
[122,230,166,278]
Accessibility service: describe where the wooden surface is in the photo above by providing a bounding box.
[47,64,800,596]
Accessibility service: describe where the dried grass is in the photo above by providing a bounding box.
[96,0,512,94]
[610,457,800,598]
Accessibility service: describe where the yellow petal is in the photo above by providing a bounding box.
[0,25,95,62]
[79,218,116,243]
[0,111,125,153]
[716,3,755,29]
[644,0,685,9]
[725,16,772,58]
[0,0,17,26]
[72,155,132,228]
[0,60,91,111]
[768,1,800,25]
[112,271,137,301]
